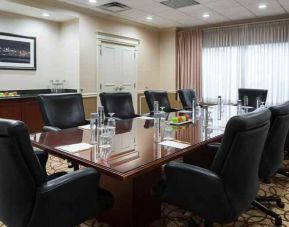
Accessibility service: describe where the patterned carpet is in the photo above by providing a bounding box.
[1,156,289,227]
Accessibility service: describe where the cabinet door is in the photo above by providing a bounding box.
[21,100,44,133]
[0,101,22,120]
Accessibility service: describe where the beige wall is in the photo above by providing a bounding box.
[160,29,176,91]
[77,13,161,93]
[1,0,177,93]
[59,19,80,90]
[0,11,62,90]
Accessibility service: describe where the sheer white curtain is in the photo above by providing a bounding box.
[202,20,289,105]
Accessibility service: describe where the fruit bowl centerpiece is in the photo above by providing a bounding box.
[0,91,19,98]
[170,114,192,125]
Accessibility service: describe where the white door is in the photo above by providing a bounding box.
[98,42,137,110]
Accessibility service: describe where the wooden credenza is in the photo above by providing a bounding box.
[0,97,44,133]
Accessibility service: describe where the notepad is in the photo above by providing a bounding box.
[159,141,190,149]
[78,125,91,130]
[56,143,93,153]
[136,116,154,120]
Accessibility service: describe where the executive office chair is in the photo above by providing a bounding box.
[178,89,196,109]
[0,119,113,227]
[38,93,88,132]
[161,109,274,225]
[99,92,138,119]
[38,93,88,170]
[238,88,268,108]
[250,101,289,225]
[144,90,178,114]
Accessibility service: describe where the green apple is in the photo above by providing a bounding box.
[171,117,178,123]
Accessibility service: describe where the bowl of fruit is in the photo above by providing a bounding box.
[0,91,19,98]
[170,114,191,125]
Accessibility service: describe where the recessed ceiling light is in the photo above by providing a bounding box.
[258,4,267,9]
[42,13,50,17]
[89,0,97,3]
[202,13,210,18]
[146,16,153,20]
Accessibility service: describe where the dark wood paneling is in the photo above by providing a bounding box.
[21,99,44,133]
[0,100,22,120]
[0,98,43,133]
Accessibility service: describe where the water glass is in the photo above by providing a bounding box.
[163,123,174,140]
[107,113,116,135]
[256,97,261,108]
[98,127,113,161]
[237,100,242,114]
[244,95,249,106]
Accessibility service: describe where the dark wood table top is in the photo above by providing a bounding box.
[31,105,238,181]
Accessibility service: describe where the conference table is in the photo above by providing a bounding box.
[31,105,239,227]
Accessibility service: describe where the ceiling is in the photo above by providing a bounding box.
[0,0,75,22]
[58,0,289,28]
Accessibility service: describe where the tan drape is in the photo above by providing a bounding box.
[176,30,203,101]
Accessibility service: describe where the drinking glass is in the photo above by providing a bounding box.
[237,100,242,114]
[244,95,249,106]
[207,112,213,126]
[160,107,166,121]
[260,102,265,108]
[256,97,261,108]
[98,127,113,161]
[107,113,116,135]
[163,122,174,141]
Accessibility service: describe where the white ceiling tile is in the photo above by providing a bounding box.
[237,0,287,17]
[179,4,230,22]
[55,0,289,28]
[278,0,289,13]
[219,6,256,20]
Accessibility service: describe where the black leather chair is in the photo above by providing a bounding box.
[38,93,88,132]
[144,90,178,113]
[161,109,272,225]
[238,88,268,108]
[250,101,289,225]
[99,92,138,119]
[178,89,196,109]
[0,119,113,227]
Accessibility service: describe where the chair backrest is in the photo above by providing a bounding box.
[285,132,289,152]
[259,102,289,179]
[178,89,196,109]
[144,90,172,113]
[99,92,136,119]
[0,119,46,226]
[38,93,87,129]
[211,109,271,217]
[238,88,268,108]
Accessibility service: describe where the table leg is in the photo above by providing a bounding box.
[99,167,162,227]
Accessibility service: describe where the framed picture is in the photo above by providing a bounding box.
[0,32,36,70]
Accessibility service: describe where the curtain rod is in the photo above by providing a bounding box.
[201,17,289,31]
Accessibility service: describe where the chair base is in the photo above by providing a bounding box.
[256,196,285,208]
[277,168,289,177]
[252,200,282,226]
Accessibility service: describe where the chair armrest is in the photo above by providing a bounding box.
[207,142,221,156]
[163,162,228,211]
[43,126,61,132]
[31,168,113,226]
[38,168,100,193]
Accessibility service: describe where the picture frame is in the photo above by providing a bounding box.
[0,32,36,70]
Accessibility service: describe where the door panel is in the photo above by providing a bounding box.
[98,42,137,110]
